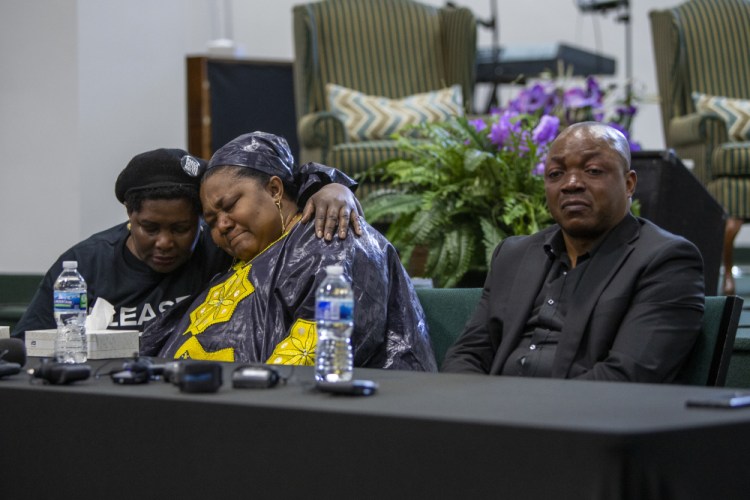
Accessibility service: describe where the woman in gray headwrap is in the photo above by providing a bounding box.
[141,132,437,371]
[13,146,360,338]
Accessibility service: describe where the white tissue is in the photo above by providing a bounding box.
[85,298,115,331]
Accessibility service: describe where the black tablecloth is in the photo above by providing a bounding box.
[2,361,750,499]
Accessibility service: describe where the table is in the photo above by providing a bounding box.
[2,362,750,499]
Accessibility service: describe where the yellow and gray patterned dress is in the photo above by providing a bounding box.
[140,219,437,371]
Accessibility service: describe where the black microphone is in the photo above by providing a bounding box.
[29,360,91,385]
[110,356,164,384]
[159,361,181,383]
[0,362,21,378]
[0,338,26,365]
[0,338,26,378]
[165,360,222,393]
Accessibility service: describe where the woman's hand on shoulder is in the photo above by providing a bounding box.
[301,184,364,241]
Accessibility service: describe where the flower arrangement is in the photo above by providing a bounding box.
[360,76,639,287]
[503,75,641,151]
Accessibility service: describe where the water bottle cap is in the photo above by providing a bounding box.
[325,265,344,275]
[62,261,78,269]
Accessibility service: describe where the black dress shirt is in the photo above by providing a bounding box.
[501,231,593,377]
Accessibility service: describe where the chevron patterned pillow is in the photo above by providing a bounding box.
[693,92,750,142]
[327,83,464,142]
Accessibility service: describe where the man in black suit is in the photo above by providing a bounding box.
[442,122,704,382]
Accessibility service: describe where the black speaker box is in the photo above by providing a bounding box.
[187,56,299,161]
[632,150,726,295]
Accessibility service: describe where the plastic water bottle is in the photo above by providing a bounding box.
[53,260,88,363]
[315,265,354,382]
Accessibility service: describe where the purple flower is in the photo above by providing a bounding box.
[563,87,592,109]
[489,121,510,147]
[562,77,606,122]
[484,76,640,156]
[489,111,520,148]
[509,83,552,114]
[515,129,531,154]
[532,115,560,146]
[542,91,561,115]
[616,104,638,118]
[607,121,629,138]
[585,76,604,103]
[469,118,487,133]
[607,121,642,152]
[533,162,546,176]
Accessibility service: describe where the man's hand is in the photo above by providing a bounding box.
[301,184,364,240]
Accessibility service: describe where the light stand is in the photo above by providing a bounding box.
[617,3,633,106]
[483,0,499,67]
[577,0,633,105]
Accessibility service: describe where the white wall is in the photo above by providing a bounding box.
[1,1,80,273]
[0,0,696,273]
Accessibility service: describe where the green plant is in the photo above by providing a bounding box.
[361,115,553,287]
[361,75,641,288]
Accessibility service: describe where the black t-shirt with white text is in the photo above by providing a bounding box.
[12,222,232,337]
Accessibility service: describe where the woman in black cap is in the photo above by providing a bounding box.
[141,132,437,371]
[13,147,361,338]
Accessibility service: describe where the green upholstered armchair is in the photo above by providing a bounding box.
[649,0,750,295]
[679,295,742,386]
[415,287,741,385]
[292,0,476,196]
[0,274,43,333]
[415,287,482,368]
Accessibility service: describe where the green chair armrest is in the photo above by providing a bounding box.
[0,304,29,320]
[298,112,346,149]
[0,304,30,333]
[415,287,482,368]
[669,113,723,148]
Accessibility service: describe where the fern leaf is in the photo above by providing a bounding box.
[480,216,507,267]
[361,191,422,222]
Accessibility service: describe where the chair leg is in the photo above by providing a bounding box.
[723,217,743,295]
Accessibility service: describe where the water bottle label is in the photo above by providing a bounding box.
[316,299,354,321]
[339,301,353,320]
[53,291,88,312]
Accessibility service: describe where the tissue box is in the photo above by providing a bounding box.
[25,329,140,359]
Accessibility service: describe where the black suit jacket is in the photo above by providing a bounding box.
[442,215,705,383]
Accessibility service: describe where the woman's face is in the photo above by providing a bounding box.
[127,198,199,273]
[200,171,284,262]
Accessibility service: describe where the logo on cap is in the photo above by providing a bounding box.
[243,138,262,153]
[181,155,202,177]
